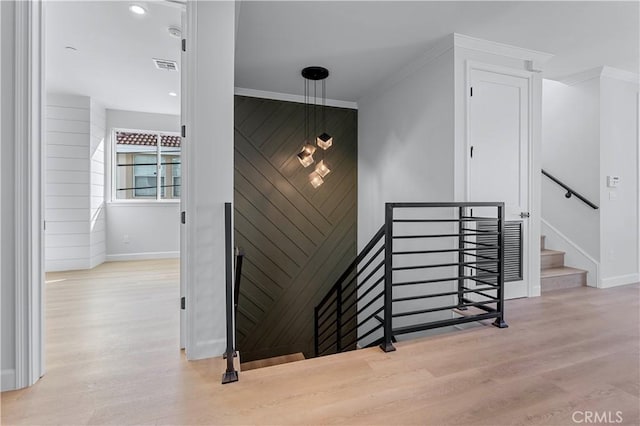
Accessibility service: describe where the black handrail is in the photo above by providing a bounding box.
[234,247,245,316]
[542,169,599,210]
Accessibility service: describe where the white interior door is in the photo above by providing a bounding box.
[468,67,529,299]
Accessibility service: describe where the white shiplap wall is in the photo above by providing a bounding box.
[45,94,106,272]
[89,99,106,268]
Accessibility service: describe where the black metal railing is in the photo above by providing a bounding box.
[314,202,508,358]
[314,225,387,356]
[542,169,599,210]
[222,202,242,384]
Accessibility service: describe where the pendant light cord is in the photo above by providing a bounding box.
[304,78,308,144]
[322,79,326,132]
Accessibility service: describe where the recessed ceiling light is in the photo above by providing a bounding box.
[168,92,177,97]
[129,4,147,15]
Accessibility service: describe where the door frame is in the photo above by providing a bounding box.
[8,0,191,392]
[6,0,46,391]
[464,60,537,298]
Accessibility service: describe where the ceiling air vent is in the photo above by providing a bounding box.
[153,58,179,72]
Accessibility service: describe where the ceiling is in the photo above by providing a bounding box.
[46,1,638,114]
[236,1,640,102]
[46,1,182,115]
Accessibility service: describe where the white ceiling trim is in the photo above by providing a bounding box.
[558,66,640,86]
[557,66,604,86]
[601,66,640,84]
[453,33,554,71]
[234,87,358,110]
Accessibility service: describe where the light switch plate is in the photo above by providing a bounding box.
[607,176,620,187]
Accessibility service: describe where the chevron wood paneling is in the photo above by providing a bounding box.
[234,95,357,362]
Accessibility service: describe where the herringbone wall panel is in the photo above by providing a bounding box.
[234,95,357,362]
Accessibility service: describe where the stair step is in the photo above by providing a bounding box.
[240,352,306,371]
[541,266,587,293]
[540,249,565,269]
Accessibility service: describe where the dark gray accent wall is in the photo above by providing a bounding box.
[234,95,357,362]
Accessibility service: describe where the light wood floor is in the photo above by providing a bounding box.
[1,260,639,425]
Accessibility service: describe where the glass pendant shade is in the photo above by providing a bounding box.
[315,160,330,178]
[297,144,316,167]
[316,132,333,150]
[309,171,324,188]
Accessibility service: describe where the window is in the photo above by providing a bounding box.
[114,131,181,200]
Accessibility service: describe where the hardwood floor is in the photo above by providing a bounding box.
[1,260,638,425]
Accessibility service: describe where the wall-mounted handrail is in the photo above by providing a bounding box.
[542,169,599,210]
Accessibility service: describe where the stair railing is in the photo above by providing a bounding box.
[222,202,241,384]
[314,225,387,356]
[542,169,599,210]
[314,202,508,358]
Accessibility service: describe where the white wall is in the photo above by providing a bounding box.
[358,46,456,341]
[106,203,179,261]
[542,79,600,259]
[45,94,106,272]
[358,48,455,245]
[1,0,17,390]
[45,94,90,271]
[89,99,106,267]
[541,67,640,288]
[183,0,235,360]
[105,109,180,261]
[599,74,639,285]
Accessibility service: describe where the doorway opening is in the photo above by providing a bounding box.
[43,0,185,374]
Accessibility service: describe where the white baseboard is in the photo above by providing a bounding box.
[600,273,640,289]
[1,369,16,392]
[105,251,179,262]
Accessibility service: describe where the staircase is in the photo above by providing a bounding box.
[540,235,587,292]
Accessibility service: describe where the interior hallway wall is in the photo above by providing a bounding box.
[541,79,601,260]
[105,109,180,261]
[599,74,639,285]
[45,94,106,272]
[541,67,639,288]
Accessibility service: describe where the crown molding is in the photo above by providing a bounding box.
[558,66,639,86]
[601,66,640,84]
[557,67,604,86]
[453,33,554,72]
[234,87,358,110]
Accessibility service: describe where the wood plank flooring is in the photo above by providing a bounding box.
[1,260,638,425]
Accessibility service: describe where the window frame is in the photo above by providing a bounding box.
[109,127,182,204]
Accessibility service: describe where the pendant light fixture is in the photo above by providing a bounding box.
[297,66,333,188]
